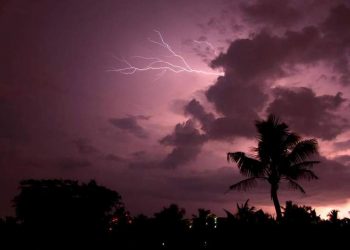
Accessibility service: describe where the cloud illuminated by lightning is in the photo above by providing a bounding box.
[109,30,223,76]
[193,40,219,56]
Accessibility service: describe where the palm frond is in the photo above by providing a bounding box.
[227,152,265,177]
[255,114,289,140]
[290,161,320,169]
[237,199,256,214]
[256,143,270,164]
[223,209,235,219]
[229,177,260,191]
[285,178,305,194]
[294,169,318,180]
[284,132,301,149]
[288,139,319,163]
[284,165,319,180]
[255,114,293,163]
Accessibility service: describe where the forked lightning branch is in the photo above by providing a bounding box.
[109,30,223,76]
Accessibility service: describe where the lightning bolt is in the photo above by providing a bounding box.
[109,30,223,76]
[193,40,219,56]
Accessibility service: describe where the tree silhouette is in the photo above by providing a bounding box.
[227,114,319,221]
[153,204,187,248]
[282,201,320,224]
[327,209,339,224]
[236,199,256,223]
[13,179,124,246]
[233,199,272,224]
[192,208,216,231]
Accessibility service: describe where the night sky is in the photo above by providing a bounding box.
[1,0,350,218]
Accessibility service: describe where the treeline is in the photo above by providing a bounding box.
[0,179,349,249]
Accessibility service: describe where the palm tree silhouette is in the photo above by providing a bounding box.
[327,209,339,223]
[236,199,255,222]
[227,114,319,221]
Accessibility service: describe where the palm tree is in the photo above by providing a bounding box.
[227,114,319,221]
[236,199,255,222]
[327,209,339,224]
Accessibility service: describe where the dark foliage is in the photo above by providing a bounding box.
[1,179,350,249]
[12,179,124,248]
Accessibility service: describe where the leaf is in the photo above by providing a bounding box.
[285,178,305,194]
[288,139,319,163]
[227,152,265,177]
[229,177,259,191]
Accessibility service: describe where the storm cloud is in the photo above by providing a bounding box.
[109,116,149,139]
[240,0,302,28]
[267,87,348,139]
[160,120,207,169]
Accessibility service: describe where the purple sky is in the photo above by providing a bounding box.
[2,0,350,218]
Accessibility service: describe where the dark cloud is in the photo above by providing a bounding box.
[321,4,350,84]
[321,4,350,41]
[161,146,203,169]
[205,76,267,138]
[267,87,347,139]
[240,0,302,27]
[160,120,206,147]
[58,157,92,170]
[211,27,324,81]
[200,5,350,142]
[185,98,259,140]
[184,99,215,132]
[211,6,350,84]
[319,3,350,84]
[204,28,322,139]
[160,120,207,168]
[109,116,148,139]
[72,138,127,165]
[72,138,99,155]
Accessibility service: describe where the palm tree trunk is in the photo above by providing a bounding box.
[271,185,282,221]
